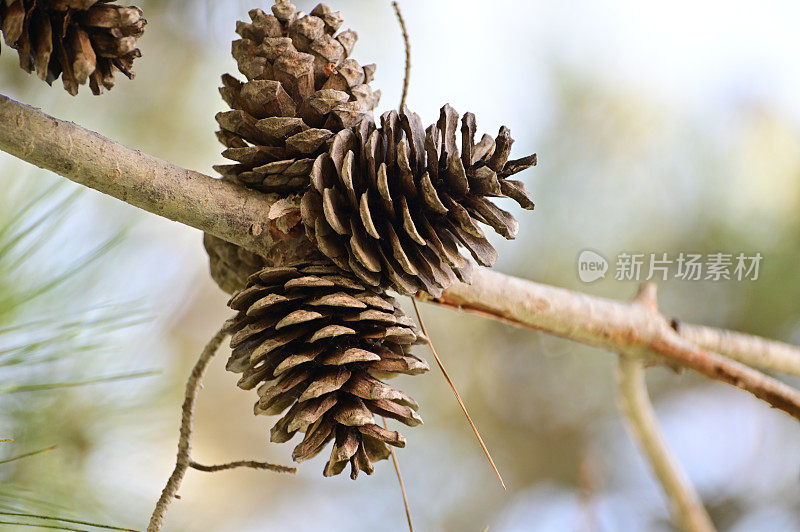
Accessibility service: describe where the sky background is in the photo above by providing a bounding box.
[1,0,800,530]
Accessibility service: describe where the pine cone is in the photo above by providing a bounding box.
[204,233,267,294]
[225,262,428,478]
[300,104,536,297]
[0,0,146,95]
[214,1,381,195]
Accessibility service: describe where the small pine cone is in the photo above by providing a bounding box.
[204,233,267,294]
[0,0,146,95]
[225,262,429,478]
[300,104,536,297]
[214,1,381,195]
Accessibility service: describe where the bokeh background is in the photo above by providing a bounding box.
[1,0,800,530]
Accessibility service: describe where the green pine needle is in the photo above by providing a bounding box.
[0,445,58,465]
[0,511,136,531]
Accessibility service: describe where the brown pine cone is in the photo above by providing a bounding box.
[204,233,267,295]
[300,104,536,297]
[0,0,146,95]
[225,262,429,478]
[214,1,381,194]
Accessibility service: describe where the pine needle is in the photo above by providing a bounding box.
[382,417,413,532]
[3,370,158,394]
[411,298,506,490]
[0,445,58,465]
[0,511,136,531]
[0,521,91,531]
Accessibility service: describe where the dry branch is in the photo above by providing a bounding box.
[617,354,715,532]
[0,94,280,259]
[674,321,800,377]
[1,92,800,416]
[431,269,800,420]
[189,459,296,474]
[148,326,228,532]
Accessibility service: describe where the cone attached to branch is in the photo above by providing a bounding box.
[204,233,268,295]
[301,104,536,297]
[0,0,146,95]
[214,1,381,194]
[225,262,429,478]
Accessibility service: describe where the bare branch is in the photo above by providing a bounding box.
[148,326,227,532]
[0,94,283,259]
[189,459,296,474]
[617,355,716,532]
[429,269,800,421]
[674,321,800,377]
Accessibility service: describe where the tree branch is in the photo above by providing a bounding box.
[429,269,800,420]
[2,93,800,419]
[617,354,715,532]
[0,94,281,259]
[673,321,800,377]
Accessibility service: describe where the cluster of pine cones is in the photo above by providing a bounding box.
[207,1,537,479]
[2,0,537,480]
[0,0,145,95]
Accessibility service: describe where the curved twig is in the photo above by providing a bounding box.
[147,326,227,532]
[392,2,411,110]
[615,284,716,531]
[189,459,296,474]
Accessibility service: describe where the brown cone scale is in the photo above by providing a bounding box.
[0,0,146,95]
[225,262,429,478]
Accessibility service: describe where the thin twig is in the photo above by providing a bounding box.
[189,459,296,474]
[617,355,715,532]
[411,298,506,490]
[147,326,227,532]
[382,417,413,532]
[392,1,411,110]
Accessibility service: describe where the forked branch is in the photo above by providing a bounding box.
[147,326,295,532]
